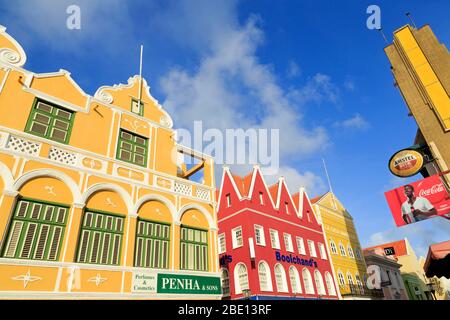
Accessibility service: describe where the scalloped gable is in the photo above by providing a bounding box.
[29,70,89,109]
[316,191,353,219]
[0,25,27,67]
[95,76,173,128]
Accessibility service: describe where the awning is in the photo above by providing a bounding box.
[423,240,450,278]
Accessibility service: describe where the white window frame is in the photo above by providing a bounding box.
[274,264,288,293]
[234,263,249,294]
[259,192,264,205]
[232,226,243,249]
[285,202,290,215]
[258,261,273,292]
[218,233,226,254]
[307,240,317,257]
[296,237,306,255]
[318,242,327,260]
[283,233,294,252]
[254,225,266,246]
[226,194,231,207]
[330,239,338,255]
[339,242,346,256]
[269,229,280,249]
[355,248,362,260]
[347,244,354,258]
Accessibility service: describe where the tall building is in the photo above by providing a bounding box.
[384,23,450,184]
[0,25,221,299]
[364,238,433,300]
[217,166,339,300]
[312,192,383,300]
[363,247,409,300]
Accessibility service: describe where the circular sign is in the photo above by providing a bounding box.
[388,149,424,177]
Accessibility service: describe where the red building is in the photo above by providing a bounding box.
[217,166,339,300]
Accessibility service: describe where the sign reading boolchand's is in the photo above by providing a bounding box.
[388,149,424,177]
[132,272,221,295]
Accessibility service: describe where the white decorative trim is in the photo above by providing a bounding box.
[11,269,42,288]
[177,203,215,229]
[12,168,83,203]
[0,258,220,277]
[95,90,113,104]
[0,26,27,67]
[0,159,14,190]
[73,202,86,209]
[94,76,173,129]
[87,273,108,287]
[133,193,177,221]
[218,207,324,235]
[2,189,18,197]
[81,183,133,215]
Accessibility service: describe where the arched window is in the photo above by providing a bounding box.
[302,268,315,294]
[221,268,230,296]
[355,274,364,293]
[339,242,346,256]
[274,264,288,292]
[325,272,337,296]
[347,272,354,289]
[234,263,249,294]
[258,261,273,291]
[355,248,362,260]
[329,239,338,254]
[347,244,354,258]
[289,266,302,294]
[3,199,70,262]
[314,270,326,295]
[337,271,345,286]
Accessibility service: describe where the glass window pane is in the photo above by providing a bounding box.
[30,122,48,135]
[36,102,53,113]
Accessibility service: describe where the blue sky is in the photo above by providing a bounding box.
[1,0,449,257]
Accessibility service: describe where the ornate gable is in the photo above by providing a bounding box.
[95,76,173,129]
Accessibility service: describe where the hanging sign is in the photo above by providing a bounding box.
[388,149,424,177]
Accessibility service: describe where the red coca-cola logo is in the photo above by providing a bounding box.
[418,183,445,197]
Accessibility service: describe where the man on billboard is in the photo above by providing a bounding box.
[401,184,438,224]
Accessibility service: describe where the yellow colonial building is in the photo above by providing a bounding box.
[0,25,221,299]
[312,192,383,300]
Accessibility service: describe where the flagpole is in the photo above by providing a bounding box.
[138,44,144,106]
[322,158,337,209]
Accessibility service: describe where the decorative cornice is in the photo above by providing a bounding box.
[2,189,19,197]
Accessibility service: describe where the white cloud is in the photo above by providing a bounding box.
[160,16,336,160]
[158,1,336,193]
[264,166,327,196]
[0,0,134,56]
[333,113,370,130]
[287,61,301,78]
[344,80,355,91]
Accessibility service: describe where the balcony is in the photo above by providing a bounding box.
[340,284,384,299]
[0,128,214,203]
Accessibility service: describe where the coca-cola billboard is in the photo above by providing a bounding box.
[384,174,450,227]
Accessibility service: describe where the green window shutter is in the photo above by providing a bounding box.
[75,211,124,266]
[1,199,68,261]
[180,226,208,271]
[134,219,170,269]
[116,129,148,167]
[25,99,75,144]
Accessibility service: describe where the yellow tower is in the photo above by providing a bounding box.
[0,25,220,299]
[312,192,383,300]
